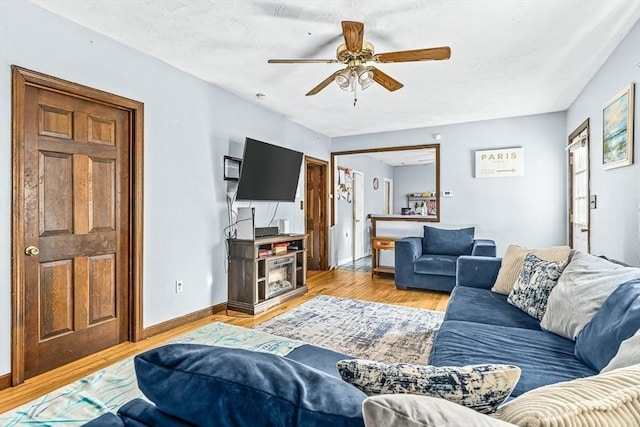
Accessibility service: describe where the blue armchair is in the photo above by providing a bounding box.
[394,226,496,292]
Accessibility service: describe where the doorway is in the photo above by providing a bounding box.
[11,67,144,384]
[304,156,329,270]
[568,119,590,253]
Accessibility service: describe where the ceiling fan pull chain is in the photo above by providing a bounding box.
[353,74,358,106]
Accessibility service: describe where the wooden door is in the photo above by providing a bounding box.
[305,157,328,270]
[17,74,131,379]
[568,119,590,252]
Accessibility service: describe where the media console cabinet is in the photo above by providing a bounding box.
[227,234,307,314]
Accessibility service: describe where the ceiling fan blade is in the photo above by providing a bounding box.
[341,21,364,53]
[306,71,340,96]
[376,47,451,63]
[268,59,339,64]
[370,67,404,92]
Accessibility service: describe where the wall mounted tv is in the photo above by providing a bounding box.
[236,138,304,202]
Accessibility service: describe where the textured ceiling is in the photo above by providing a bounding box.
[30,0,640,138]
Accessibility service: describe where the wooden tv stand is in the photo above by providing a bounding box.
[227,234,307,315]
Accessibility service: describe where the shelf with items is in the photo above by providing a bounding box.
[228,234,307,315]
[405,192,437,216]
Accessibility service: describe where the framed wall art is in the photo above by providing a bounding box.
[223,155,241,180]
[603,84,634,170]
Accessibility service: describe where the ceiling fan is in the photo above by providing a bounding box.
[268,21,451,99]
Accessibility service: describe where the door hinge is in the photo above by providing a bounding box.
[569,213,573,222]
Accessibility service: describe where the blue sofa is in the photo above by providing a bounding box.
[86,254,640,426]
[394,226,496,292]
[430,255,602,397]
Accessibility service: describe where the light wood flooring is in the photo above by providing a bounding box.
[0,269,449,414]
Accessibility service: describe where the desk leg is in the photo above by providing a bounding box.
[371,249,377,277]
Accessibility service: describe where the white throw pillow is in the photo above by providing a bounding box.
[363,394,516,427]
[602,330,640,373]
[337,359,520,414]
[491,245,571,295]
[492,364,640,426]
[541,251,640,340]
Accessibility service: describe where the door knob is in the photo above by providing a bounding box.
[580,228,588,233]
[25,246,40,256]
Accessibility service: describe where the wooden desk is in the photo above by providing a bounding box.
[371,236,399,276]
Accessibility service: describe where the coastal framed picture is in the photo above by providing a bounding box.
[603,84,634,170]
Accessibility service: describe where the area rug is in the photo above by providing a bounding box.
[0,322,304,426]
[254,295,444,364]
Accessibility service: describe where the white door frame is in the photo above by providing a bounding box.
[568,119,590,253]
[384,178,393,214]
[352,170,365,260]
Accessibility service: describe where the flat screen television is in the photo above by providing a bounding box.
[236,138,303,202]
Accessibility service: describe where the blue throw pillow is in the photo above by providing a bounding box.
[575,278,640,372]
[134,344,366,427]
[422,226,475,256]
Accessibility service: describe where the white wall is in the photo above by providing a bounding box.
[332,112,568,257]
[0,1,331,376]
[566,20,640,266]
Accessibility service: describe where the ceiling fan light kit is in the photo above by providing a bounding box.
[268,21,451,104]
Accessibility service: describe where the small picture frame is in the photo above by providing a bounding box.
[223,156,241,180]
[603,84,634,170]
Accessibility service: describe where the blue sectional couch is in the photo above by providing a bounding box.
[395,226,496,292]
[85,252,640,426]
[429,256,597,397]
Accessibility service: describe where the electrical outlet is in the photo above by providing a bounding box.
[175,280,184,293]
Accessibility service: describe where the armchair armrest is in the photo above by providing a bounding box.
[456,256,502,289]
[395,237,423,262]
[394,237,423,288]
[472,239,497,257]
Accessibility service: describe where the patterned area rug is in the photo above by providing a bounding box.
[254,295,444,364]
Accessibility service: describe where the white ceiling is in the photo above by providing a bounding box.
[342,149,437,166]
[30,0,640,138]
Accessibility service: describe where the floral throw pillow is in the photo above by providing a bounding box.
[337,359,521,414]
[507,253,566,320]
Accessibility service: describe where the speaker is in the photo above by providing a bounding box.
[278,219,290,234]
[236,207,255,240]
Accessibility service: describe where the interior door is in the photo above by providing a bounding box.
[352,171,365,260]
[305,158,327,270]
[568,120,590,253]
[20,83,130,378]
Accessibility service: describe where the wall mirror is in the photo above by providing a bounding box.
[330,144,440,266]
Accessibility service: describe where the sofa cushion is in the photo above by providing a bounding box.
[414,255,458,276]
[337,359,520,414]
[363,395,515,427]
[493,364,640,426]
[541,251,640,340]
[507,253,565,320]
[445,286,541,330]
[491,245,571,295]
[116,398,194,427]
[422,226,474,256]
[81,413,125,427]
[429,321,596,397]
[134,344,366,427]
[574,278,640,372]
[284,344,354,378]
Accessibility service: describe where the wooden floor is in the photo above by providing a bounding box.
[0,269,449,414]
